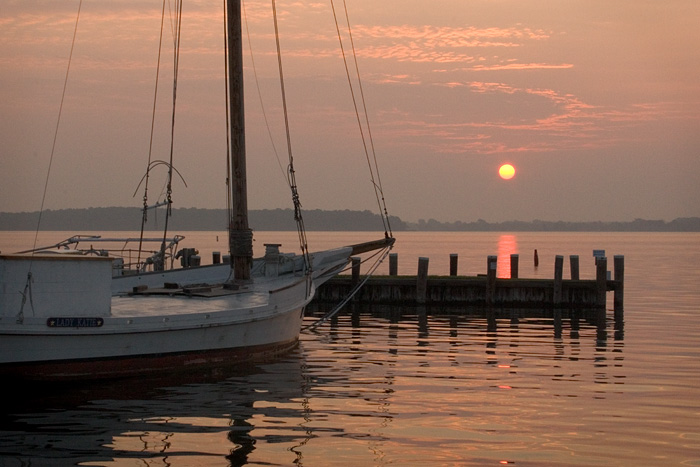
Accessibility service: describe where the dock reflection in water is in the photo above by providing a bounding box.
[302,305,627,465]
[2,306,628,465]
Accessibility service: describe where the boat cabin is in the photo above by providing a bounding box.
[0,255,112,320]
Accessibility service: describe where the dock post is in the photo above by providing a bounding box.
[596,256,607,308]
[554,308,562,339]
[554,255,564,305]
[416,257,429,304]
[389,253,398,276]
[510,254,519,279]
[450,254,458,276]
[351,257,361,284]
[569,255,579,280]
[614,255,624,312]
[570,309,580,339]
[487,255,497,305]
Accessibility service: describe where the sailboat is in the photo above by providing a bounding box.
[0,0,393,380]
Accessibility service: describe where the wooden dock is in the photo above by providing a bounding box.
[313,252,624,311]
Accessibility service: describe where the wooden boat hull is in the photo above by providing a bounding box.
[0,240,390,381]
[0,298,306,381]
[0,254,312,380]
[0,330,302,382]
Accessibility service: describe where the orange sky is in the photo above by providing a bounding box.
[1,0,699,223]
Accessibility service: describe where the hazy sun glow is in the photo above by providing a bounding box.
[499,164,515,180]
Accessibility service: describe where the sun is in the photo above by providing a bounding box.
[498,163,516,180]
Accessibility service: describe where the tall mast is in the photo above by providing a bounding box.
[226,0,252,281]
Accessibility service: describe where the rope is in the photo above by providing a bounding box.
[282,1,396,328]
[303,245,393,331]
[242,0,287,183]
[329,0,393,237]
[137,0,168,267]
[17,272,34,324]
[271,0,312,272]
[159,0,184,268]
[31,0,83,252]
[20,1,83,320]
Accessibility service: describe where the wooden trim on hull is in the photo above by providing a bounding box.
[1,338,299,381]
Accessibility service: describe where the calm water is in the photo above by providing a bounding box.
[1,231,699,466]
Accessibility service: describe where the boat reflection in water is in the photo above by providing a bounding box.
[2,350,310,466]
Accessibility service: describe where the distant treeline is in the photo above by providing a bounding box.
[406,217,700,232]
[0,208,698,232]
[0,208,404,232]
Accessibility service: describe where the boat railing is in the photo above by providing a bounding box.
[17,234,187,275]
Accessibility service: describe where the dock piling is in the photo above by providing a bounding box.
[416,257,429,304]
[487,255,497,304]
[389,253,398,276]
[614,255,624,312]
[510,254,519,279]
[570,255,580,280]
[596,256,607,308]
[450,254,458,276]
[351,257,361,284]
[554,255,564,305]
[313,250,624,310]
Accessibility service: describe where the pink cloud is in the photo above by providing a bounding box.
[472,63,574,71]
[376,78,684,156]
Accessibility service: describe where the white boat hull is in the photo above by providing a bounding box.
[0,253,317,380]
[0,305,305,380]
[0,240,390,380]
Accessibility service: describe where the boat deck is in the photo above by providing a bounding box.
[110,287,271,318]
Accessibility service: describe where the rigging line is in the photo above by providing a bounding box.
[21,0,83,321]
[340,0,392,236]
[302,245,393,331]
[271,0,311,270]
[138,0,168,267]
[242,0,288,184]
[161,0,184,265]
[167,0,178,48]
[330,246,387,277]
[30,0,83,255]
[329,0,391,236]
[305,246,391,330]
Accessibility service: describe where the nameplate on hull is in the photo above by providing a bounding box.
[47,317,104,328]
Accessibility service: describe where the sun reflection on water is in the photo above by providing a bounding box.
[497,234,518,278]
